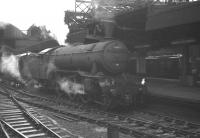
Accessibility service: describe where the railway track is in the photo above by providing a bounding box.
[0,90,78,138]
[1,83,200,138]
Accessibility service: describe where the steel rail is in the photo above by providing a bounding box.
[0,85,158,138]
[0,120,28,138]
[10,95,63,138]
[0,90,71,138]
[13,87,200,137]
[0,120,11,138]
[17,94,200,138]
[1,82,200,138]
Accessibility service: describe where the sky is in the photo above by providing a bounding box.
[0,0,75,44]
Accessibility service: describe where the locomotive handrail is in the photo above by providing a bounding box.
[49,49,104,56]
[55,69,105,78]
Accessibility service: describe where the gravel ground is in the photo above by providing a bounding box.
[35,108,134,138]
[140,102,200,123]
[21,86,200,137]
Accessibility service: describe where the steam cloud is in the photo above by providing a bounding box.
[0,22,6,28]
[0,52,23,82]
[57,78,85,95]
[47,61,57,76]
[0,45,85,96]
[32,23,69,45]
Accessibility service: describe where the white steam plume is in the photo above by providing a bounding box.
[47,61,57,76]
[0,22,7,28]
[0,53,23,82]
[57,78,85,95]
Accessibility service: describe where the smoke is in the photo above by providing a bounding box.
[32,22,69,45]
[0,22,7,28]
[0,52,23,82]
[47,61,57,76]
[57,78,85,95]
[46,58,85,95]
[48,24,69,45]
[27,24,69,44]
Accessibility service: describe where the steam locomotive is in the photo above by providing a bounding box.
[19,40,147,109]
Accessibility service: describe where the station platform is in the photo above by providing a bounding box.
[147,78,200,104]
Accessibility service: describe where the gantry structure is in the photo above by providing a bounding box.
[65,0,199,43]
[64,0,153,42]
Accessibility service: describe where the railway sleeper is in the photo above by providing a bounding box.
[20,129,38,134]
[3,84,200,138]
[5,117,25,121]
[25,132,47,138]
[15,126,34,131]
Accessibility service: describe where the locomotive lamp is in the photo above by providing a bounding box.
[141,78,146,85]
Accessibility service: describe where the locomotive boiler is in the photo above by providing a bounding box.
[19,40,147,109]
[52,40,128,74]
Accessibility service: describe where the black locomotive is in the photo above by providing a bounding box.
[19,40,147,109]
